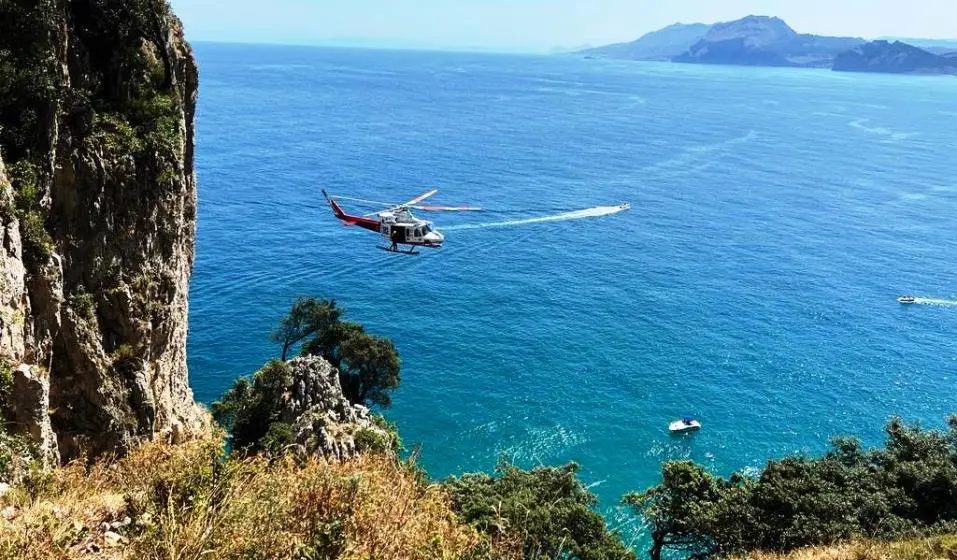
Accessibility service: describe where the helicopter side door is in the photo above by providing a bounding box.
[389,225,409,244]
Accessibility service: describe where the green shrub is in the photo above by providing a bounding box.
[211,360,293,455]
[90,112,141,155]
[445,460,635,560]
[627,416,957,560]
[0,428,35,483]
[261,421,294,456]
[0,361,13,418]
[354,426,393,455]
[6,160,53,261]
[367,413,403,454]
[18,210,53,260]
[69,288,97,322]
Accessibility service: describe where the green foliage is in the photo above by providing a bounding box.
[132,93,181,155]
[0,2,60,163]
[276,297,401,409]
[113,343,136,362]
[211,360,293,455]
[303,319,365,369]
[627,416,957,560]
[271,297,343,360]
[17,210,53,260]
[90,112,141,155]
[6,160,53,261]
[355,414,402,455]
[338,333,400,408]
[261,421,295,457]
[68,288,97,322]
[446,460,636,560]
[0,360,13,420]
[0,428,35,483]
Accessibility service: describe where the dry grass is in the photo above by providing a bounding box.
[741,535,957,560]
[0,436,484,560]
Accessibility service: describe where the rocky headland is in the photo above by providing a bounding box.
[833,40,957,75]
[579,15,954,75]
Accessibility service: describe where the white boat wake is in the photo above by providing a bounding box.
[444,205,629,231]
[911,297,957,307]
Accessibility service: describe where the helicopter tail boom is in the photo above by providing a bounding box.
[322,189,381,232]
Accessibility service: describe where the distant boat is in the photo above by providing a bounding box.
[898,296,917,304]
[669,417,701,434]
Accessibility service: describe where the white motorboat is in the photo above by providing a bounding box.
[669,417,701,434]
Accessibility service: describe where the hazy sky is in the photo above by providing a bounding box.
[170,0,957,51]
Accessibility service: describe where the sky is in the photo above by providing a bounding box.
[169,0,957,52]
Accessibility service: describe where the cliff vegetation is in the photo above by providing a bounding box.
[629,417,957,560]
[0,0,207,466]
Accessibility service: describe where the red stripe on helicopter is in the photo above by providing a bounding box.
[326,196,381,231]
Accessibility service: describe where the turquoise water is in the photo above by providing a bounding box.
[188,43,957,535]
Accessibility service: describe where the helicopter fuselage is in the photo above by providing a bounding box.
[324,193,444,249]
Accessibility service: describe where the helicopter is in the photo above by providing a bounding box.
[321,189,481,254]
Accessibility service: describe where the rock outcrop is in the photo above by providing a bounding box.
[10,364,59,466]
[833,40,957,75]
[0,0,207,461]
[282,356,390,461]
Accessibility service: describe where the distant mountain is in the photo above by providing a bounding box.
[578,16,955,76]
[878,37,957,50]
[673,16,864,68]
[576,23,711,61]
[833,40,957,75]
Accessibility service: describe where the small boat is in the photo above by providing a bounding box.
[898,296,917,304]
[669,417,701,434]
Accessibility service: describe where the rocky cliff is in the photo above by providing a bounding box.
[833,40,957,75]
[282,356,392,460]
[0,0,207,462]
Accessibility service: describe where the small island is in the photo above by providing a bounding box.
[578,15,957,76]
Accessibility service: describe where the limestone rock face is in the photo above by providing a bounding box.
[282,357,388,461]
[10,365,59,467]
[0,1,208,461]
[0,159,27,360]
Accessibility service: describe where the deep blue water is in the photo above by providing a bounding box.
[187,43,957,537]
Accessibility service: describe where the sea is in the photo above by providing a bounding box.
[187,42,957,540]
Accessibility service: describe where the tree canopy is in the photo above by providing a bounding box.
[626,416,957,560]
[270,297,342,360]
[272,297,401,409]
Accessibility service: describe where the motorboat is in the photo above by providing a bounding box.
[897,296,917,304]
[669,417,701,434]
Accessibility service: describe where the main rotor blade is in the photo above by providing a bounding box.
[413,205,482,212]
[403,189,439,207]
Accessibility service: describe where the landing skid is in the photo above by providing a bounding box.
[377,245,420,255]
